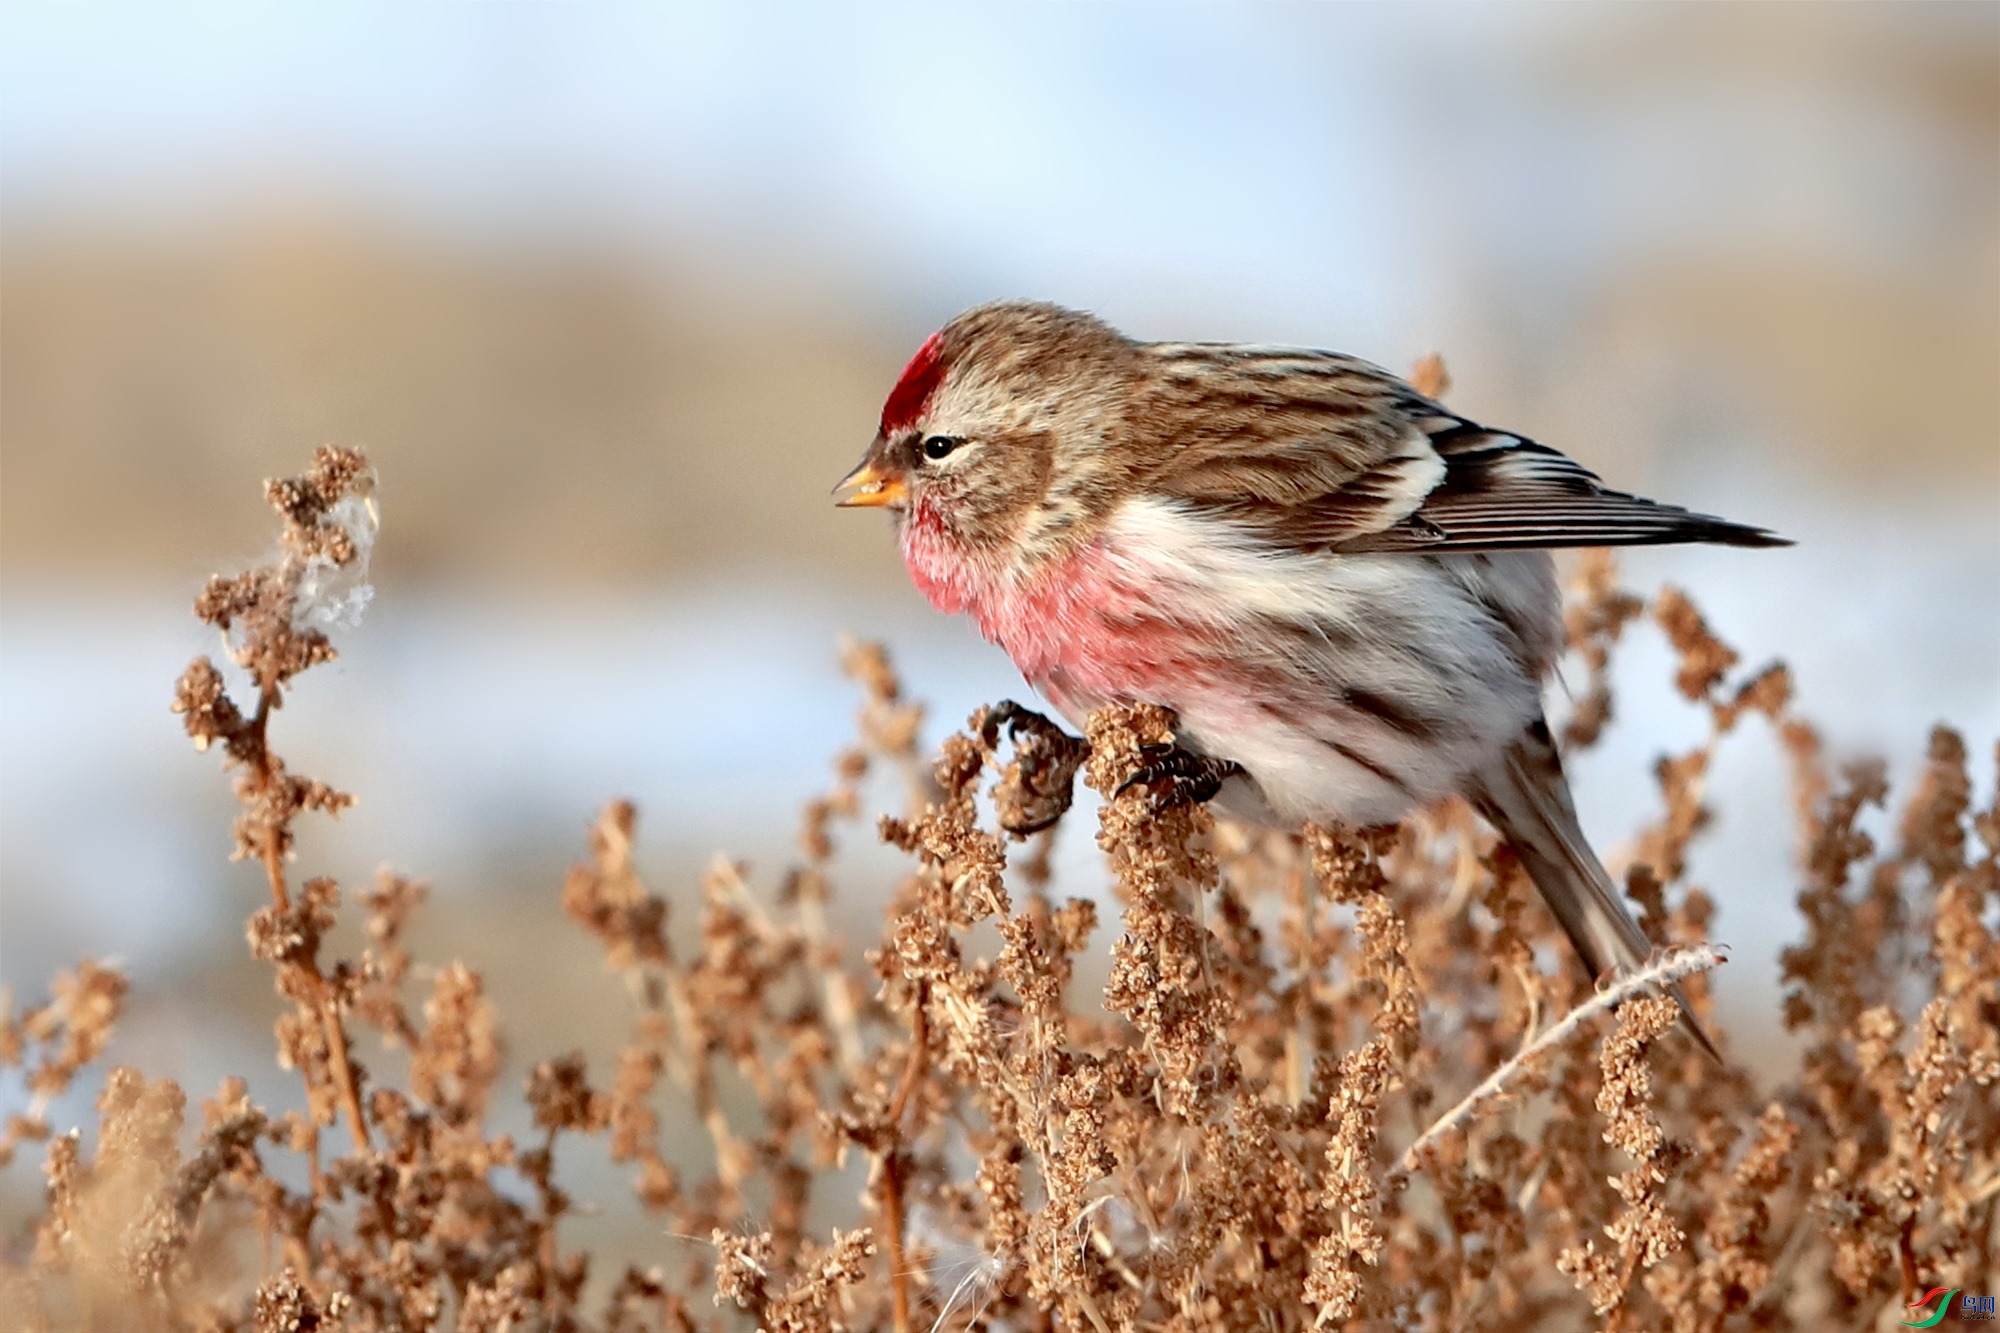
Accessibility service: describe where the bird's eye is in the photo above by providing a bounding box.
[921,435,963,462]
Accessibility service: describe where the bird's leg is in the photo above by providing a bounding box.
[1117,743,1246,811]
[979,701,1091,837]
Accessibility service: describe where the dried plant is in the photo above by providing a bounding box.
[2,439,1994,1332]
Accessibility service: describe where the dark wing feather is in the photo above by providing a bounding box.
[1336,421,1791,553]
[1133,343,1788,553]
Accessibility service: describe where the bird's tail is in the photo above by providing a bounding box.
[1471,720,1720,1061]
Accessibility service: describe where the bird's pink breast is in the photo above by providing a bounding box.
[899,507,1216,704]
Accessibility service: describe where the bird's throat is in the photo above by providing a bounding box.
[898,506,992,620]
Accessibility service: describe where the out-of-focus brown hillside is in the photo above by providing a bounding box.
[1,225,904,587]
[4,211,1995,594]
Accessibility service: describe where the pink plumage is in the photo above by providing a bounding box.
[903,511,1215,702]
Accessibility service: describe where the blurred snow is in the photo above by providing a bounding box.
[2,499,1992,1004]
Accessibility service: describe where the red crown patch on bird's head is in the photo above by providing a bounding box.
[880,331,947,435]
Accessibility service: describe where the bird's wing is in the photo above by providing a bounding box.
[1135,345,1435,513]
[1137,344,1787,553]
[1333,419,1791,553]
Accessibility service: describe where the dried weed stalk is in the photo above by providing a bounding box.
[3,442,1996,1332]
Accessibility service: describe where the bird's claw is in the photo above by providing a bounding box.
[980,701,1091,838]
[1116,744,1244,811]
[980,700,1054,748]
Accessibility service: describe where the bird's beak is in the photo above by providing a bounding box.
[832,458,907,509]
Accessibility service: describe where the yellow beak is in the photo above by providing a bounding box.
[832,459,907,509]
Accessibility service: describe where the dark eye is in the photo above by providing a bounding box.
[921,435,963,462]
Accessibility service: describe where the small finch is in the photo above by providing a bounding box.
[836,301,1786,1051]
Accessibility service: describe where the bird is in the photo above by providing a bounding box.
[834,300,1786,1053]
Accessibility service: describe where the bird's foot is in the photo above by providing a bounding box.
[1116,744,1245,812]
[979,701,1091,837]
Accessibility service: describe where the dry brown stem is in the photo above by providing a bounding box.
[1396,944,1728,1180]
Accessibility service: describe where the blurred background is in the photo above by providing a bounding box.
[2,0,1996,1254]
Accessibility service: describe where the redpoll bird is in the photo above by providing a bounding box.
[836,301,1785,1050]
